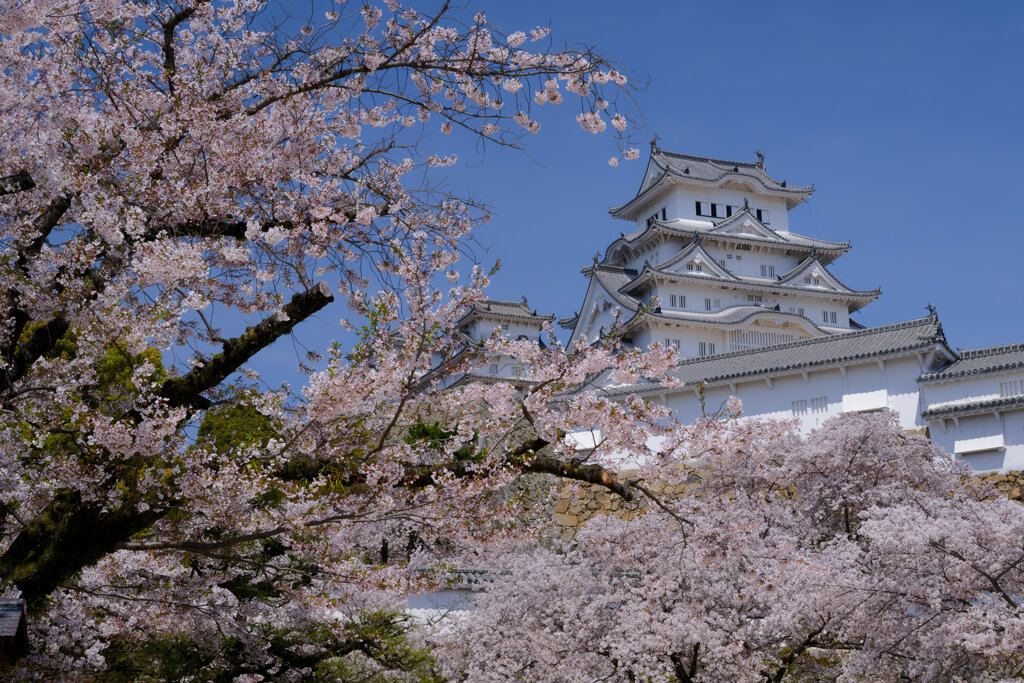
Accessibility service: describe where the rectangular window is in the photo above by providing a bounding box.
[705,298,712,311]
[725,205,733,217]
[755,208,769,224]
[804,276,820,286]
[511,365,523,377]
[714,298,721,308]
[698,341,716,357]
[747,295,763,303]
[793,397,827,416]
[831,311,837,324]
[798,307,805,316]
[669,294,676,307]
[661,207,667,220]
[822,311,829,323]
[760,265,776,278]
[999,378,1024,397]
[695,201,704,216]
[735,254,743,260]
[668,294,685,308]
[737,244,752,251]
[667,338,680,350]
[710,203,719,218]
[488,364,498,374]
[717,259,726,267]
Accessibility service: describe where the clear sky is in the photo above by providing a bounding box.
[254,0,1024,386]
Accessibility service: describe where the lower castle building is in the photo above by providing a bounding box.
[445,146,1024,473]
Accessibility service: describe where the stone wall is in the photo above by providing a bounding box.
[544,469,1024,539]
[978,470,1024,502]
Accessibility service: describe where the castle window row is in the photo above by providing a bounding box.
[999,378,1024,397]
[695,202,770,224]
[792,396,828,416]
[822,310,838,324]
[728,329,798,351]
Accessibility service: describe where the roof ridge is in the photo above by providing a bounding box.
[646,220,850,252]
[655,149,760,168]
[672,316,938,367]
[959,342,1024,358]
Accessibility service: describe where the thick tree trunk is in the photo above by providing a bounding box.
[0,490,164,608]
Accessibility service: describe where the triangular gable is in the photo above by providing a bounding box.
[777,257,851,292]
[567,268,639,352]
[657,242,737,280]
[637,156,665,195]
[709,211,781,241]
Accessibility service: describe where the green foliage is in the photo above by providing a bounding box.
[197,404,279,453]
[100,611,443,682]
[405,422,482,463]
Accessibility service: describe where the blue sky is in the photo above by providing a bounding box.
[256,0,1024,386]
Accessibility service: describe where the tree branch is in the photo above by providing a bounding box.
[158,282,334,409]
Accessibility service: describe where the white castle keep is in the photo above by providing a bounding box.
[443,143,1024,473]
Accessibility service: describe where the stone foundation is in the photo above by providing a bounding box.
[543,469,1024,538]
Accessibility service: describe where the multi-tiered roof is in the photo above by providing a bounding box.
[563,145,879,356]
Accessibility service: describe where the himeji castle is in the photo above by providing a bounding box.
[447,143,1024,473]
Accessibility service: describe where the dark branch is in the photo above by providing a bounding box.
[525,449,636,502]
[142,218,247,241]
[162,5,200,94]
[0,316,69,396]
[158,282,334,409]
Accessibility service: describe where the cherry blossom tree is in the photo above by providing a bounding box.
[433,411,1024,682]
[0,0,671,677]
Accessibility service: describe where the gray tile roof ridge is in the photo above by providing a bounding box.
[919,347,1024,382]
[958,342,1024,359]
[599,315,944,396]
[922,394,1024,419]
[652,148,814,193]
[466,298,555,321]
[680,315,938,367]
[590,266,641,311]
[644,219,850,252]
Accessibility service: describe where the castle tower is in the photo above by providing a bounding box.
[560,144,880,357]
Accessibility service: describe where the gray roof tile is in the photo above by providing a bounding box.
[457,298,554,326]
[920,343,1024,382]
[597,315,949,396]
[922,394,1024,419]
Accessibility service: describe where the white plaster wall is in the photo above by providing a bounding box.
[660,356,926,434]
[700,243,803,280]
[923,370,1024,407]
[662,186,792,232]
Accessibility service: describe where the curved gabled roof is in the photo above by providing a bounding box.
[610,146,815,220]
[603,213,850,266]
[619,304,834,336]
[558,311,580,330]
[456,298,555,327]
[920,342,1024,382]
[652,240,740,280]
[620,264,881,308]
